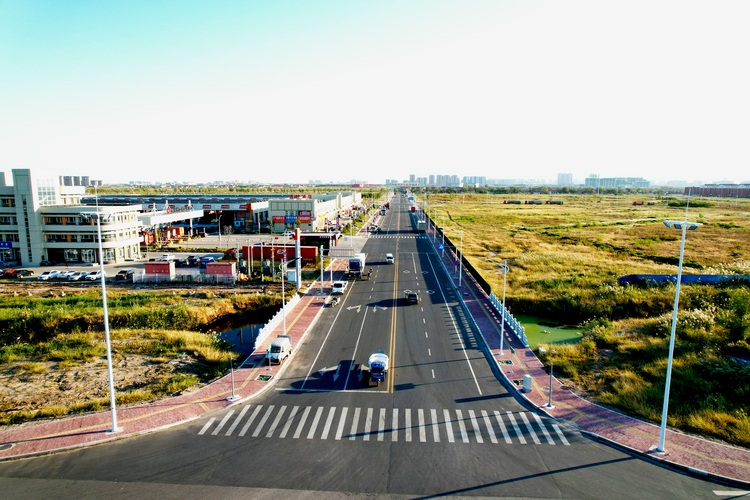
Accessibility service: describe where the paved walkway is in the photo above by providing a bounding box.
[1,217,749,488]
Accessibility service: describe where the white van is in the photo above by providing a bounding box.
[332,281,348,295]
[266,335,292,365]
[386,253,394,264]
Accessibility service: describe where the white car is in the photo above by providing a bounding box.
[386,253,394,264]
[331,281,348,295]
[281,231,294,237]
[85,270,106,281]
[57,270,76,279]
[68,271,89,281]
[38,270,60,280]
[161,254,175,262]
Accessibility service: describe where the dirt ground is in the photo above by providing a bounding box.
[0,279,300,429]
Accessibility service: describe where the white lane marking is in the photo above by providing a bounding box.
[411,252,417,274]
[211,410,234,436]
[239,405,263,437]
[226,405,250,436]
[481,410,497,444]
[423,318,425,324]
[421,307,424,312]
[431,409,440,442]
[198,418,215,436]
[252,405,275,438]
[302,284,354,389]
[364,408,373,441]
[533,413,555,445]
[321,407,336,440]
[392,408,399,442]
[443,409,455,443]
[468,410,483,443]
[344,306,369,390]
[307,406,324,440]
[428,348,431,356]
[418,409,427,442]
[369,295,371,299]
[335,407,348,440]
[494,411,512,444]
[279,406,299,439]
[519,412,541,445]
[378,408,386,441]
[426,255,482,396]
[293,406,311,439]
[425,332,428,339]
[349,407,361,441]
[431,369,435,378]
[506,411,526,444]
[552,423,570,446]
[456,410,469,443]
[405,409,412,442]
[266,405,287,438]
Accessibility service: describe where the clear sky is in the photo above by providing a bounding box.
[1,1,748,185]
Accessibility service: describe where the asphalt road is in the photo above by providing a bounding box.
[0,195,728,499]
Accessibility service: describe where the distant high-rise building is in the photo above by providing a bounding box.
[557,173,573,186]
[81,176,90,187]
[409,174,415,183]
[429,174,435,185]
[585,177,649,189]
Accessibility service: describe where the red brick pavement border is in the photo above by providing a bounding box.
[422,219,750,486]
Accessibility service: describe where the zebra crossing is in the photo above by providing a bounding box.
[367,235,429,239]
[197,405,571,446]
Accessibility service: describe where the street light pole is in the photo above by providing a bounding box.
[486,259,509,354]
[440,217,445,258]
[657,219,701,453]
[449,228,463,287]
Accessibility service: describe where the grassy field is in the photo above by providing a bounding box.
[0,289,284,426]
[425,192,750,447]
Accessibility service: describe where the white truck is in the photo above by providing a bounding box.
[417,220,426,233]
[348,252,367,279]
[266,335,292,365]
[361,350,389,386]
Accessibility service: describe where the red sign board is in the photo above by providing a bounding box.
[221,205,230,209]
[203,205,212,209]
[298,216,311,223]
[299,210,311,216]
[272,215,286,223]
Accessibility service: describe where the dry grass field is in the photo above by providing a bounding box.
[425,192,750,447]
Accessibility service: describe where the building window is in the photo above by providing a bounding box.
[80,234,95,242]
[64,249,79,262]
[1,198,15,208]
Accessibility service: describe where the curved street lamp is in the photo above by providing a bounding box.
[486,258,509,355]
[657,219,701,453]
[447,228,464,287]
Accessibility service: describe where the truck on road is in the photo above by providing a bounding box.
[348,252,366,279]
[362,350,389,386]
[266,335,292,365]
[417,220,426,232]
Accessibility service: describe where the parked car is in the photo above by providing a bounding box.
[39,259,54,266]
[57,270,76,279]
[161,254,175,262]
[85,270,105,281]
[68,271,89,281]
[11,269,34,278]
[115,269,134,281]
[175,258,188,268]
[38,270,60,280]
[281,231,294,237]
[1,260,20,268]
[199,256,215,269]
[0,269,16,278]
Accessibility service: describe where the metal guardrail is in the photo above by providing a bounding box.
[488,292,528,347]
[253,294,301,351]
[133,272,236,285]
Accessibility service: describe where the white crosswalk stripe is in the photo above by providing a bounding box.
[197,405,572,446]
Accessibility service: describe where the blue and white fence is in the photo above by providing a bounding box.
[253,294,301,351]
[488,292,528,347]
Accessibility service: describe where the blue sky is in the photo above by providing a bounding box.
[1,1,748,185]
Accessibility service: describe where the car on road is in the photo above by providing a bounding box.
[38,270,60,280]
[85,270,105,281]
[281,231,294,237]
[386,253,394,264]
[161,254,175,262]
[68,271,89,281]
[331,281,348,295]
[57,270,76,279]
[115,269,134,281]
[0,269,16,278]
[405,291,420,304]
[175,258,188,267]
[200,256,215,268]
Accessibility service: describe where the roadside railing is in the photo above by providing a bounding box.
[488,292,528,347]
[253,294,301,351]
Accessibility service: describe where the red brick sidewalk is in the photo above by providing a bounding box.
[423,220,750,486]
[0,259,354,461]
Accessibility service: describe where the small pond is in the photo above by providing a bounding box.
[217,324,263,356]
[515,315,582,348]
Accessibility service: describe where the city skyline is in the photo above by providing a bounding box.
[2,1,748,185]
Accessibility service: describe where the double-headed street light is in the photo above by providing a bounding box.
[486,259,509,355]
[280,255,303,338]
[448,228,464,287]
[657,219,702,453]
[440,217,446,258]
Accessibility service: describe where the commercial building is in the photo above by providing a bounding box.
[584,177,650,189]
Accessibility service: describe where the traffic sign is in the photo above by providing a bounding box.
[438,244,444,249]
[453,261,459,266]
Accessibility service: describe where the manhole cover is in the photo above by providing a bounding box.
[257,375,273,381]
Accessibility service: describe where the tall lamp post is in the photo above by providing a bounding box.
[486,259,509,355]
[440,217,446,258]
[448,228,464,287]
[83,210,122,433]
[657,219,701,453]
[217,213,223,243]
